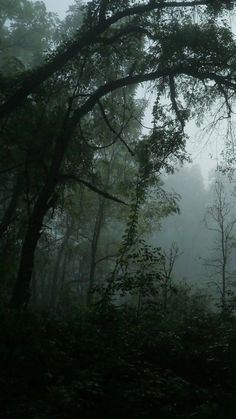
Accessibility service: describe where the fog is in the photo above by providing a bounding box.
[2,2,236,417]
[26,0,236,304]
[41,0,72,18]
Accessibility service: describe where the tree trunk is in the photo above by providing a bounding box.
[87,197,105,306]
[9,183,55,308]
[86,150,114,306]
[0,176,21,239]
[50,224,70,308]
[9,107,74,309]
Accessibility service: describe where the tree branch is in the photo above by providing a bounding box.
[99,0,109,22]
[169,75,185,131]
[70,66,236,130]
[97,99,135,156]
[0,0,212,120]
[58,173,128,205]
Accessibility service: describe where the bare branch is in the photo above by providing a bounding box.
[97,99,135,156]
[58,173,128,206]
[169,75,185,131]
[218,83,232,117]
[95,254,118,266]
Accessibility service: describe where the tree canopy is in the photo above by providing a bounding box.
[1,0,236,309]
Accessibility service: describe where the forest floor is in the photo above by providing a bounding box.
[1,305,236,419]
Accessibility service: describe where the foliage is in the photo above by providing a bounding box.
[1,0,236,308]
[1,2,236,417]
[1,301,236,419]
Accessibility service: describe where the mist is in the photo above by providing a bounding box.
[1,1,236,418]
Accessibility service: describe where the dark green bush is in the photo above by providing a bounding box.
[1,305,236,418]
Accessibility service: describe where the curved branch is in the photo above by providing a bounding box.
[0,0,209,120]
[70,66,236,128]
[97,99,135,156]
[58,173,128,205]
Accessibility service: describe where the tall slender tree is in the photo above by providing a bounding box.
[204,177,236,314]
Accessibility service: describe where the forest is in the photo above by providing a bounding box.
[1,0,236,418]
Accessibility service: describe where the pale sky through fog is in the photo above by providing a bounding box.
[38,0,232,185]
[41,0,73,18]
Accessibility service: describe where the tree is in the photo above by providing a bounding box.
[1,0,236,308]
[204,176,236,314]
[152,165,209,286]
[161,242,181,313]
[0,0,58,300]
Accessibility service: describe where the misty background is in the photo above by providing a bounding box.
[34,0,235,298]
[3,2,236,417]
